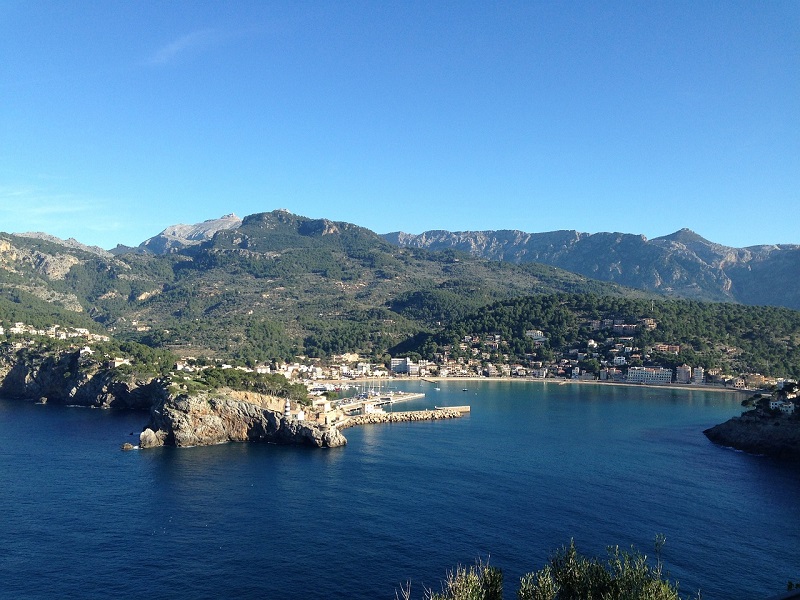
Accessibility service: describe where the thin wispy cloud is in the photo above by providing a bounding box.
[0,186,139,248]
[0,186,111,241]
[147,29,219,66]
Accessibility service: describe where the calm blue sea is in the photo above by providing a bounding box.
[1,381,798,600]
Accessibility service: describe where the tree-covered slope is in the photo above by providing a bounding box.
[2,211,642,363]
[404,293,800,379]
[125,211,638,362]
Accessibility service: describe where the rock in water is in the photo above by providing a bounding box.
[139,393,347,449]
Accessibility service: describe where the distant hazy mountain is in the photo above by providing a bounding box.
[110,213,242,255]
[13,232,113,259]
[383,227,800,309]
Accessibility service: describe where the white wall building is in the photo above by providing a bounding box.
[627,366,673,385]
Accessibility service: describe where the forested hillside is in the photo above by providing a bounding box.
[4,211,799,378]
[2,211,635,364]
[402,294,800,379]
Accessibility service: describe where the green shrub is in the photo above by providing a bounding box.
[411,541,690,600]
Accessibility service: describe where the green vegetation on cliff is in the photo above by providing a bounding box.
[0,287,101,331]
[180,366,310,403]
[410,540,688,600]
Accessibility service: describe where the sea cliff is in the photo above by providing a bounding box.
[0,347,345,449]
[0,347,167,409]
[139,393,347,449]
[704,410,800,459]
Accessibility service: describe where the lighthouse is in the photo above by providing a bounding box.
[283,397,291,419]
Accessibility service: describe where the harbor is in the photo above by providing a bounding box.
[337,391,427,414]
[333,387,470,428]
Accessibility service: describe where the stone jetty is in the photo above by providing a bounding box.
[339,408,464,429]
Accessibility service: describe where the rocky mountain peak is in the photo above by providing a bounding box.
[118,213,243,255]
[12,232,114,258]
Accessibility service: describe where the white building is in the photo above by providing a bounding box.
[363,402,385,415]
[525,330,547,342]
[627,366,673,385]
[390,357,418,375]
[770,399,796,414]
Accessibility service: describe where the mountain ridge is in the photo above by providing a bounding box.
[6,211,800,310]
[383,226,800,309]
[2,210,633,362]
[110,213,243,255]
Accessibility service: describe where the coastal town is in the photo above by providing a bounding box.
[3,312,795,459]
[2,315,797,405]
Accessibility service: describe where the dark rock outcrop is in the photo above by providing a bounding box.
[139,393,347,449]
[0,348,167,409]
[704,411,800,459]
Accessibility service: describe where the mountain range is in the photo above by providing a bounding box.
[2,210,799,365]
[102,213,800,310]
[1,210,629,362]
[2,209,799,380]
[382,228,800,309]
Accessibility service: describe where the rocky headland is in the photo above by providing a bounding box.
[0,347,167,409]
[704,410,800,459]
[0,347,345,449]
[139,392,347,449]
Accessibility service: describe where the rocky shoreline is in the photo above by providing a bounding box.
[704,410,800,459]
[0,348,469,451]
[139,393,347,449]
[0,347,167,409]
[137,399,466,449]
[0,348,346,449]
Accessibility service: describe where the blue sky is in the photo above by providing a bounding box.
[1,1,798,249]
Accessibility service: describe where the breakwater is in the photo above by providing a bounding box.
[338,408,465,428]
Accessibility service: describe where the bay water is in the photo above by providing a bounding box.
[1,381,798,599]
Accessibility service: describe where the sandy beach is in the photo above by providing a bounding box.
[405,376,751,395]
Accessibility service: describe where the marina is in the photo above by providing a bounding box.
[337,391,426,414]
